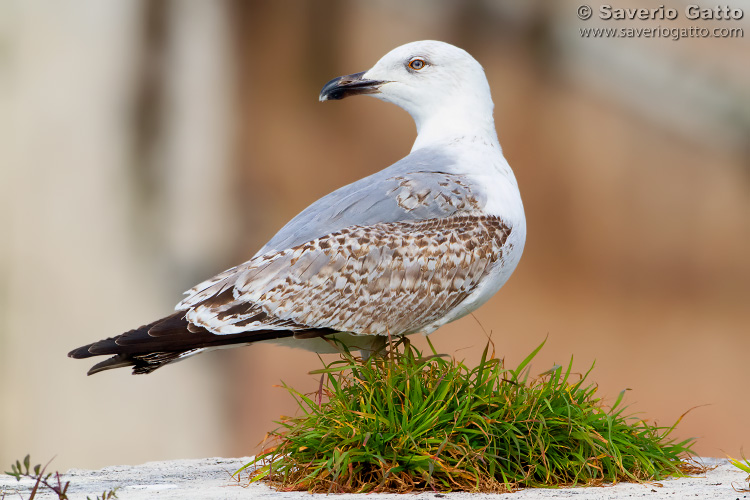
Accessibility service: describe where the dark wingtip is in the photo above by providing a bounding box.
[68,344,95,359]
[69,336,122,359]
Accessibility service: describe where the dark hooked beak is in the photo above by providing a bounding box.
[319,71,386,102]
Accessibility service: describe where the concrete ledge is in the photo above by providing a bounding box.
[0,457,746,499]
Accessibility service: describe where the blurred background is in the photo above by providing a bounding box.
[1,0,748,471]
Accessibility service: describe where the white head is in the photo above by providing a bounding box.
[320,41,498,149]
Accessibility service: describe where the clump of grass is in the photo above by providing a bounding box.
[240,338,698,493]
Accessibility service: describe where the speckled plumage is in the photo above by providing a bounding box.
[180,214,511,337]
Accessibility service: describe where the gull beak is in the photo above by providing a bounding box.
[319,71,386,102]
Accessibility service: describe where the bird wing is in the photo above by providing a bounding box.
[178,214,511,337]
[176,145,516,336]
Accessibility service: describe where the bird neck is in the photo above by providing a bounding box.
[410,104,500,152]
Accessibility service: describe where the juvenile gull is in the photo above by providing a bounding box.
[69,40,526,375]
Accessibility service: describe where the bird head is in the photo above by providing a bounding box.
[319,41,496,144]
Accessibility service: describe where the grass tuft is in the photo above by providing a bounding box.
[240,338,698,493]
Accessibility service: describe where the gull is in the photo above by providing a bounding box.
[69,40,526,375]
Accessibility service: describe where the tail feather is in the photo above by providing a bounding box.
[68,312,331,375]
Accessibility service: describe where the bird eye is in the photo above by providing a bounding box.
[408,58,426,71]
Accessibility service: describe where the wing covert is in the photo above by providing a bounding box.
[180,214,511,337]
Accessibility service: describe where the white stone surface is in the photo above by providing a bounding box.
[0,457,747,499]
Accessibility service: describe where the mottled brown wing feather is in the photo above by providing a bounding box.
[183,214,511,336]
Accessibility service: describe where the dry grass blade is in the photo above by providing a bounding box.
[727,452,750,492]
